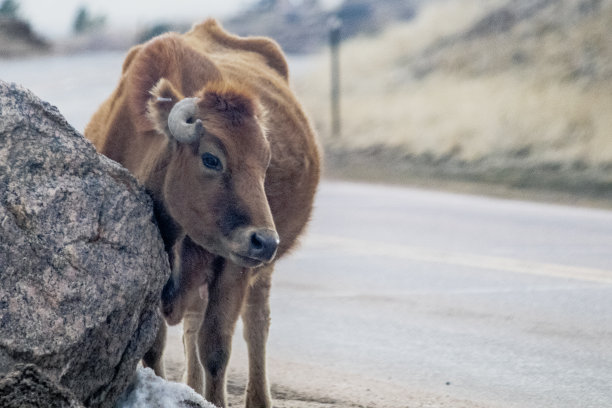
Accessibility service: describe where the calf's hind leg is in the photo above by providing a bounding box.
[242,264,274,408]
[198,260,251,407]
[142,310,167,378]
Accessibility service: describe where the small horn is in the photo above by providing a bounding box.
[168,97,200,143]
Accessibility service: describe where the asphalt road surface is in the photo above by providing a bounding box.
[162,181,612,408]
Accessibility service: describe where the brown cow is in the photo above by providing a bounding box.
[84,19,320,407]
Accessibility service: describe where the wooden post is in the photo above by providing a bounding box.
[329,17,341,138]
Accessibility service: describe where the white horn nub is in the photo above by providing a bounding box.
[168,97,201,143]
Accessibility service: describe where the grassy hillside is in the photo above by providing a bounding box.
[295,0,612,202]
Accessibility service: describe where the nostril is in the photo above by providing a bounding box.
[251,232,264,251]
[248,230,280,262]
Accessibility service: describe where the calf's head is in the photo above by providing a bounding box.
[148,78,278,268]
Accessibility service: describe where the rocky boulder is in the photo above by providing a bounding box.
[0,364,83,408]
[0,81,170,407]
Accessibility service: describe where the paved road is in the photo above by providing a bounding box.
[225,181,612,408]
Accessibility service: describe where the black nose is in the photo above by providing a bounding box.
[248,229,280,262]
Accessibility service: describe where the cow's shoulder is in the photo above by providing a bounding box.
[187,19,289,81]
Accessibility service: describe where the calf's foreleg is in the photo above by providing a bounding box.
[156,235,211,389]
[198,260,251,407]
[242,264,274,408]
[182,295,207,394]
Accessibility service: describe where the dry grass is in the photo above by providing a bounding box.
[294,0,612,198]
[328,73,612,165]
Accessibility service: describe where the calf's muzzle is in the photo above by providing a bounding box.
[248,229,280,263]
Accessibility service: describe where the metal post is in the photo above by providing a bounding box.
[329,18,341,138]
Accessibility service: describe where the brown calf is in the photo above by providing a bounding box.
[84,19,320,407]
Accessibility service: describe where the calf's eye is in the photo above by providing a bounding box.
[201,152,222,171]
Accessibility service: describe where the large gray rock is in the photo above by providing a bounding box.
[0,364,83,408]
[0,81,170,407]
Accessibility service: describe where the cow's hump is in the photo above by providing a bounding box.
[187,19,289,81]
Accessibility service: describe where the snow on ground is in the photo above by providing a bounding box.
[116,367,217,408]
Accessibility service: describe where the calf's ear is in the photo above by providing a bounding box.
[147,78,184,138]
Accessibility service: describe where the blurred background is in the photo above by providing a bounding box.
[2,0,612,204]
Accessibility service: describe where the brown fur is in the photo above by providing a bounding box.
[84,19,320,408]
